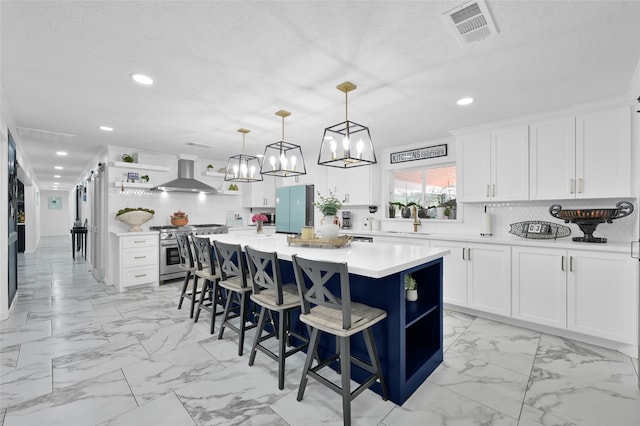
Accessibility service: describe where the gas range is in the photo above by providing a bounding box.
[150,224,228,240]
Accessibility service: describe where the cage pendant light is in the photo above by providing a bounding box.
[318,81,377,168]
[261,110,306,177]
[224,128,263,183]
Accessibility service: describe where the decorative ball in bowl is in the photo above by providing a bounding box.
[115,208,155,232]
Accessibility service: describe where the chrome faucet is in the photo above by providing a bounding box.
[412,206,421,232]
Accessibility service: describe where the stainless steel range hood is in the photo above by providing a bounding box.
[151,158,217,193]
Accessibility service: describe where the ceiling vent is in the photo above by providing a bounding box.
[16,127,76,144]
[442,0,498,45]
[186,142,211,148]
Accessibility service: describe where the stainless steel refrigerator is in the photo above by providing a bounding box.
[275,185,314,234]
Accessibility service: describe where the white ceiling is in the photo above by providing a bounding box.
[2,0,639,190]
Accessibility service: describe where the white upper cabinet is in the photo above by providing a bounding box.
[576,106,631,198]
[458,125,529,202]
[529,117,576,200]
[242,176,277,208]
[326,165,379,206]
[529,106,631,200]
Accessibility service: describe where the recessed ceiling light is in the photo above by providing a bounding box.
[457,97,474,106]
[99,126,114,132]
[56,151,68,156]
[55,166,64,170]
[130,73,154,85]
[256,154,264,158]
[53,175,61,178]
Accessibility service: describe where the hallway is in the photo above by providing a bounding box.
[0,236,638,425]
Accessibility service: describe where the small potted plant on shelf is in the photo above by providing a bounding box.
[121,153,136,163]
[252,213,268,234]
[405,274,418,301]
[140,175,149,183]
[207,164,214,171]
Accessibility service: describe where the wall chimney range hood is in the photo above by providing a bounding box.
[151,156,217,193]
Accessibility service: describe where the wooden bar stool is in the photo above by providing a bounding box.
[291,254,388,426]
[176,233,200,318]
[213,240,257,356]
[245,245,310,390]
[191,236,226,334]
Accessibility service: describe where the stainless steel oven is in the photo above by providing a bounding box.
[152,224,228,283]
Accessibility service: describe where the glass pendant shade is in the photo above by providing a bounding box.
[318,81,377,168]
[261,110,306,177]
[224,128,263,183]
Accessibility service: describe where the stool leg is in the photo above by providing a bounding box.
[194,279,208,323]
[249,306,268,366]
[218,289,235,340]
[189,276,200,319]
[178,271,191,309]
[297,327,320,402]
[277,309,286,390]
[210,281,222,334]
[364,327,389,401]
[340,336,351,426]
[237,292,248,356]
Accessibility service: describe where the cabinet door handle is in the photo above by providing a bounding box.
[134,240,146,244]
[569,179,575,194]
[467,248,471,261]
[134,256,146,259]
[569,256,573,272]
[486,184,490,197]
[561,255,565,271]
[462,248,465,260]
[492,184,496,197]
[134,274,147,278]
[578,178,583,193]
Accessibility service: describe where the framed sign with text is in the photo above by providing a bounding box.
[390,144,447,164]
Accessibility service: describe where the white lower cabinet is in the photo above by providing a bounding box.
[112,232,159,292]
[432,241,511,316]
[512,247,637,344]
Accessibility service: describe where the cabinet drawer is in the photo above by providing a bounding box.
[122,266,158,287]
[121,236,158,249]
[122,247,156,268]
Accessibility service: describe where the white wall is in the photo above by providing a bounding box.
[39,190,74,236]
[0,89,9,319]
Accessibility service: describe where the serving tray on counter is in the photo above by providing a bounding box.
[287,235,352,248]
[508,220,571,240]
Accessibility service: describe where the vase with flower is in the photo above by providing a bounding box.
[252,213,268,233]
[314,188,344,240]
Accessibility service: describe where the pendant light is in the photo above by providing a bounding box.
[318,81,377,168]
[224,128,263,183]
[261,110,306,177]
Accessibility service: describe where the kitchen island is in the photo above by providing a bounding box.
[204,232,450,405]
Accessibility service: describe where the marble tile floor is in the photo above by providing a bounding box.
[0,236,638,425]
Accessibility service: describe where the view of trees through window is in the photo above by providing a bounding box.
[392,165,456,208]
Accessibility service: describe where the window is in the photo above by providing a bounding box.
[392,164,456,210]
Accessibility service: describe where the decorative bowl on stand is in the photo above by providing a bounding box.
[549,201,634,243]
[116,211,154,232]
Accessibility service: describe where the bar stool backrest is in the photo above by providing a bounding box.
[245,246,284,304]
[291,254,352,330]
[213,240,248,287]
[176,233,194,269]
[192,235,217,276]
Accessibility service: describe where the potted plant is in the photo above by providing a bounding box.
[140,175,149,183]
[115,207,155,232]
[314,188,344,239]
[121,153,136,163]
[207,164,215,171]
[405,274,418,301]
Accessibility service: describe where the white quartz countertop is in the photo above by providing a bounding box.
[203,233,450,279]
[111,231,159,237]
[340,229,632,254]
